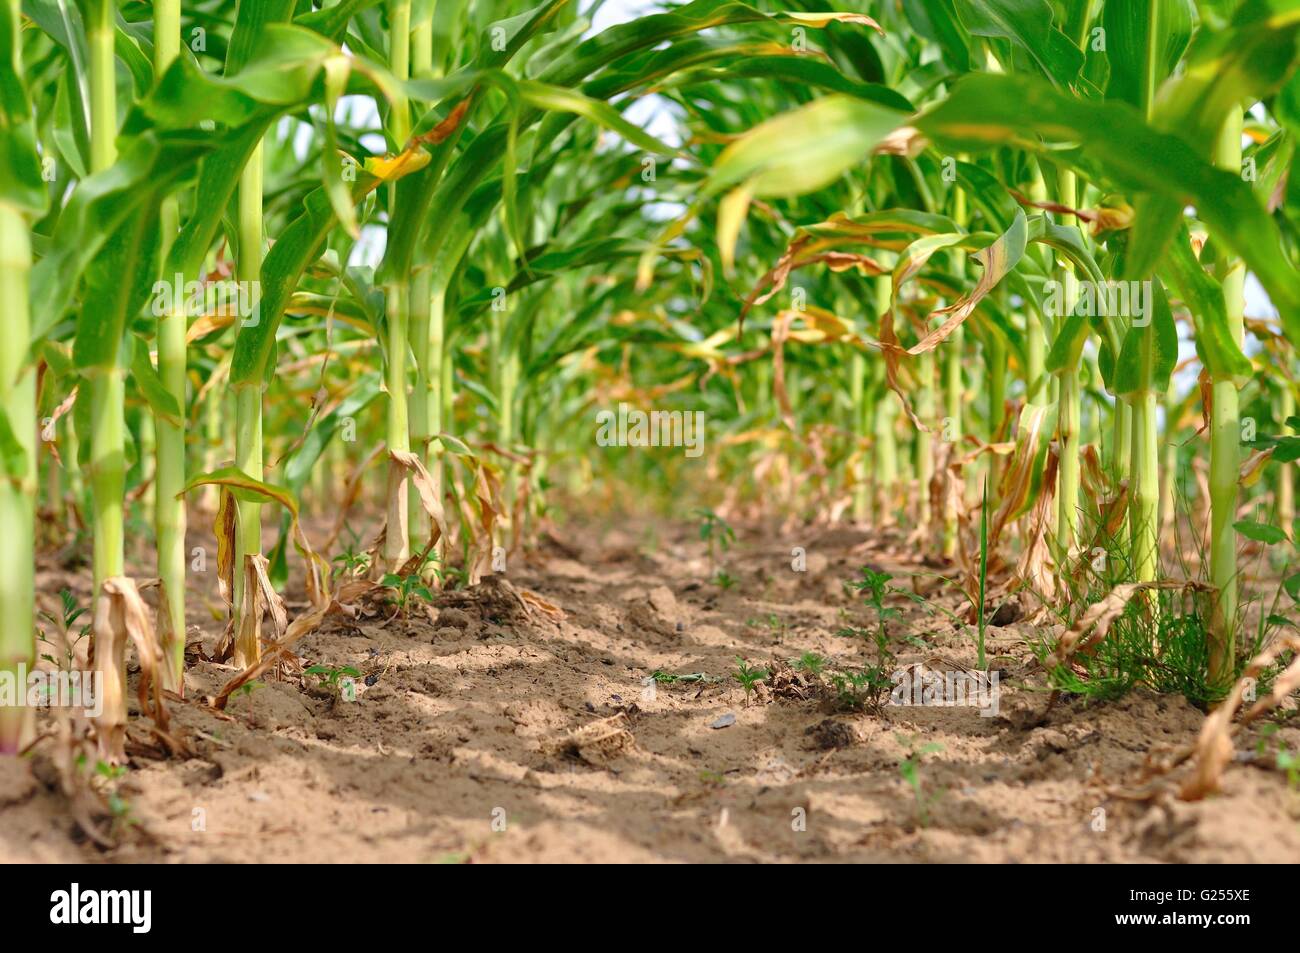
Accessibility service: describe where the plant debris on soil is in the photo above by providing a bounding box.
[5,518,1300,864]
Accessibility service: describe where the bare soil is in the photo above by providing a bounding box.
[5,516,1300,863]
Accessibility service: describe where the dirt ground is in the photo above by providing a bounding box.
[5,514,1300,864]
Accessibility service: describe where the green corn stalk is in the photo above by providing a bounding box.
[406,5,435,556]
[915,352,935,530]
[85,0,123,601]
[0,200,34,752]
[1025,164,1050,405]
[497,306,519,543]
[1208,103,1246,686]
[153,0,186,692]
[943,181,967,559]
[1055,168,1082,554]
[408,266,432,549]
[383,0,413,572]
[1160,383,1181,532]
[1279,385,1296,534]
[0,0,41,753]
[232,139,264,668]
[428,268,449,563]
[849,345,869,522]
[1123,4,1176,585]
[872,276,898,522]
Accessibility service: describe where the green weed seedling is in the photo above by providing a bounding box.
[849,567,905,642]
[829,665,894,713]
[833,614,897,712]
[897,734,944,828]
[381,571,436,616]
[95,760,132,822]
[748,612,788,639]
[37,589,91,669]
[694,507,736,579]
[794,651,827,677]
[651,670,718,684]
[332,544,371,580]
[1256,725,1300,790]
[304,664,363,699]
[732,656,769,705]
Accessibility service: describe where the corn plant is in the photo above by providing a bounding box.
[1,0,1297,784]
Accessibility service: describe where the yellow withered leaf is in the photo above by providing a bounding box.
[363,146,432,181]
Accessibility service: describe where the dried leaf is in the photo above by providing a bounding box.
[92,577,175,763]
[1181,636,1300,800]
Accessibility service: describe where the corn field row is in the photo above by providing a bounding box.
[1,0,1298,785]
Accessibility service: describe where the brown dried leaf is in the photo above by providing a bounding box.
[390,448,450,572]
[545,712,635,766]
[213,601,340,711]
[1044,580,1213,672]
[1181,636,1300,800]
[92,577,177,763]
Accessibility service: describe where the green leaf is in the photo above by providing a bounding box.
[1102,0,1194,113]
[0,1,46,214]
[1153,0,1300,159]
[320,55,359,239]
[903,0,974,73]
[1113,277,1179,396]
[953,0,1084,89]
[230,178,381,386]
[32,130,213,343]
[1160,227,1252,383]
[1234,520,1289,545]
[0,407,28,480]
[703,95,907,270]
[224,0,298,75]
[704,95,907,200]
[916,72,1300,344]
[516,80,680,157]
[129,336,183,427]
[72,202,162,372]
[181,466,300,515]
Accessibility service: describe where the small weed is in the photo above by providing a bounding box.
[304,664,362,693]
[831,617,897,712]
[897,734,944,827]
[829,665,893,712]
[330,525,371,580]
[694,507,735,578]
[381,571,435,616]
[731,656,768,704]
[1256,725,1300,789]
[848,567,905,641]
[747,612,788,639]
[95,761,132,821]
[650,670,718,684]
[37,589,90,669]
[794,651,827,676]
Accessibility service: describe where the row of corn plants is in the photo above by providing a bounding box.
[1,0,1299,768]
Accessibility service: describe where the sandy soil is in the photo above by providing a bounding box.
[4,516,1300,864]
